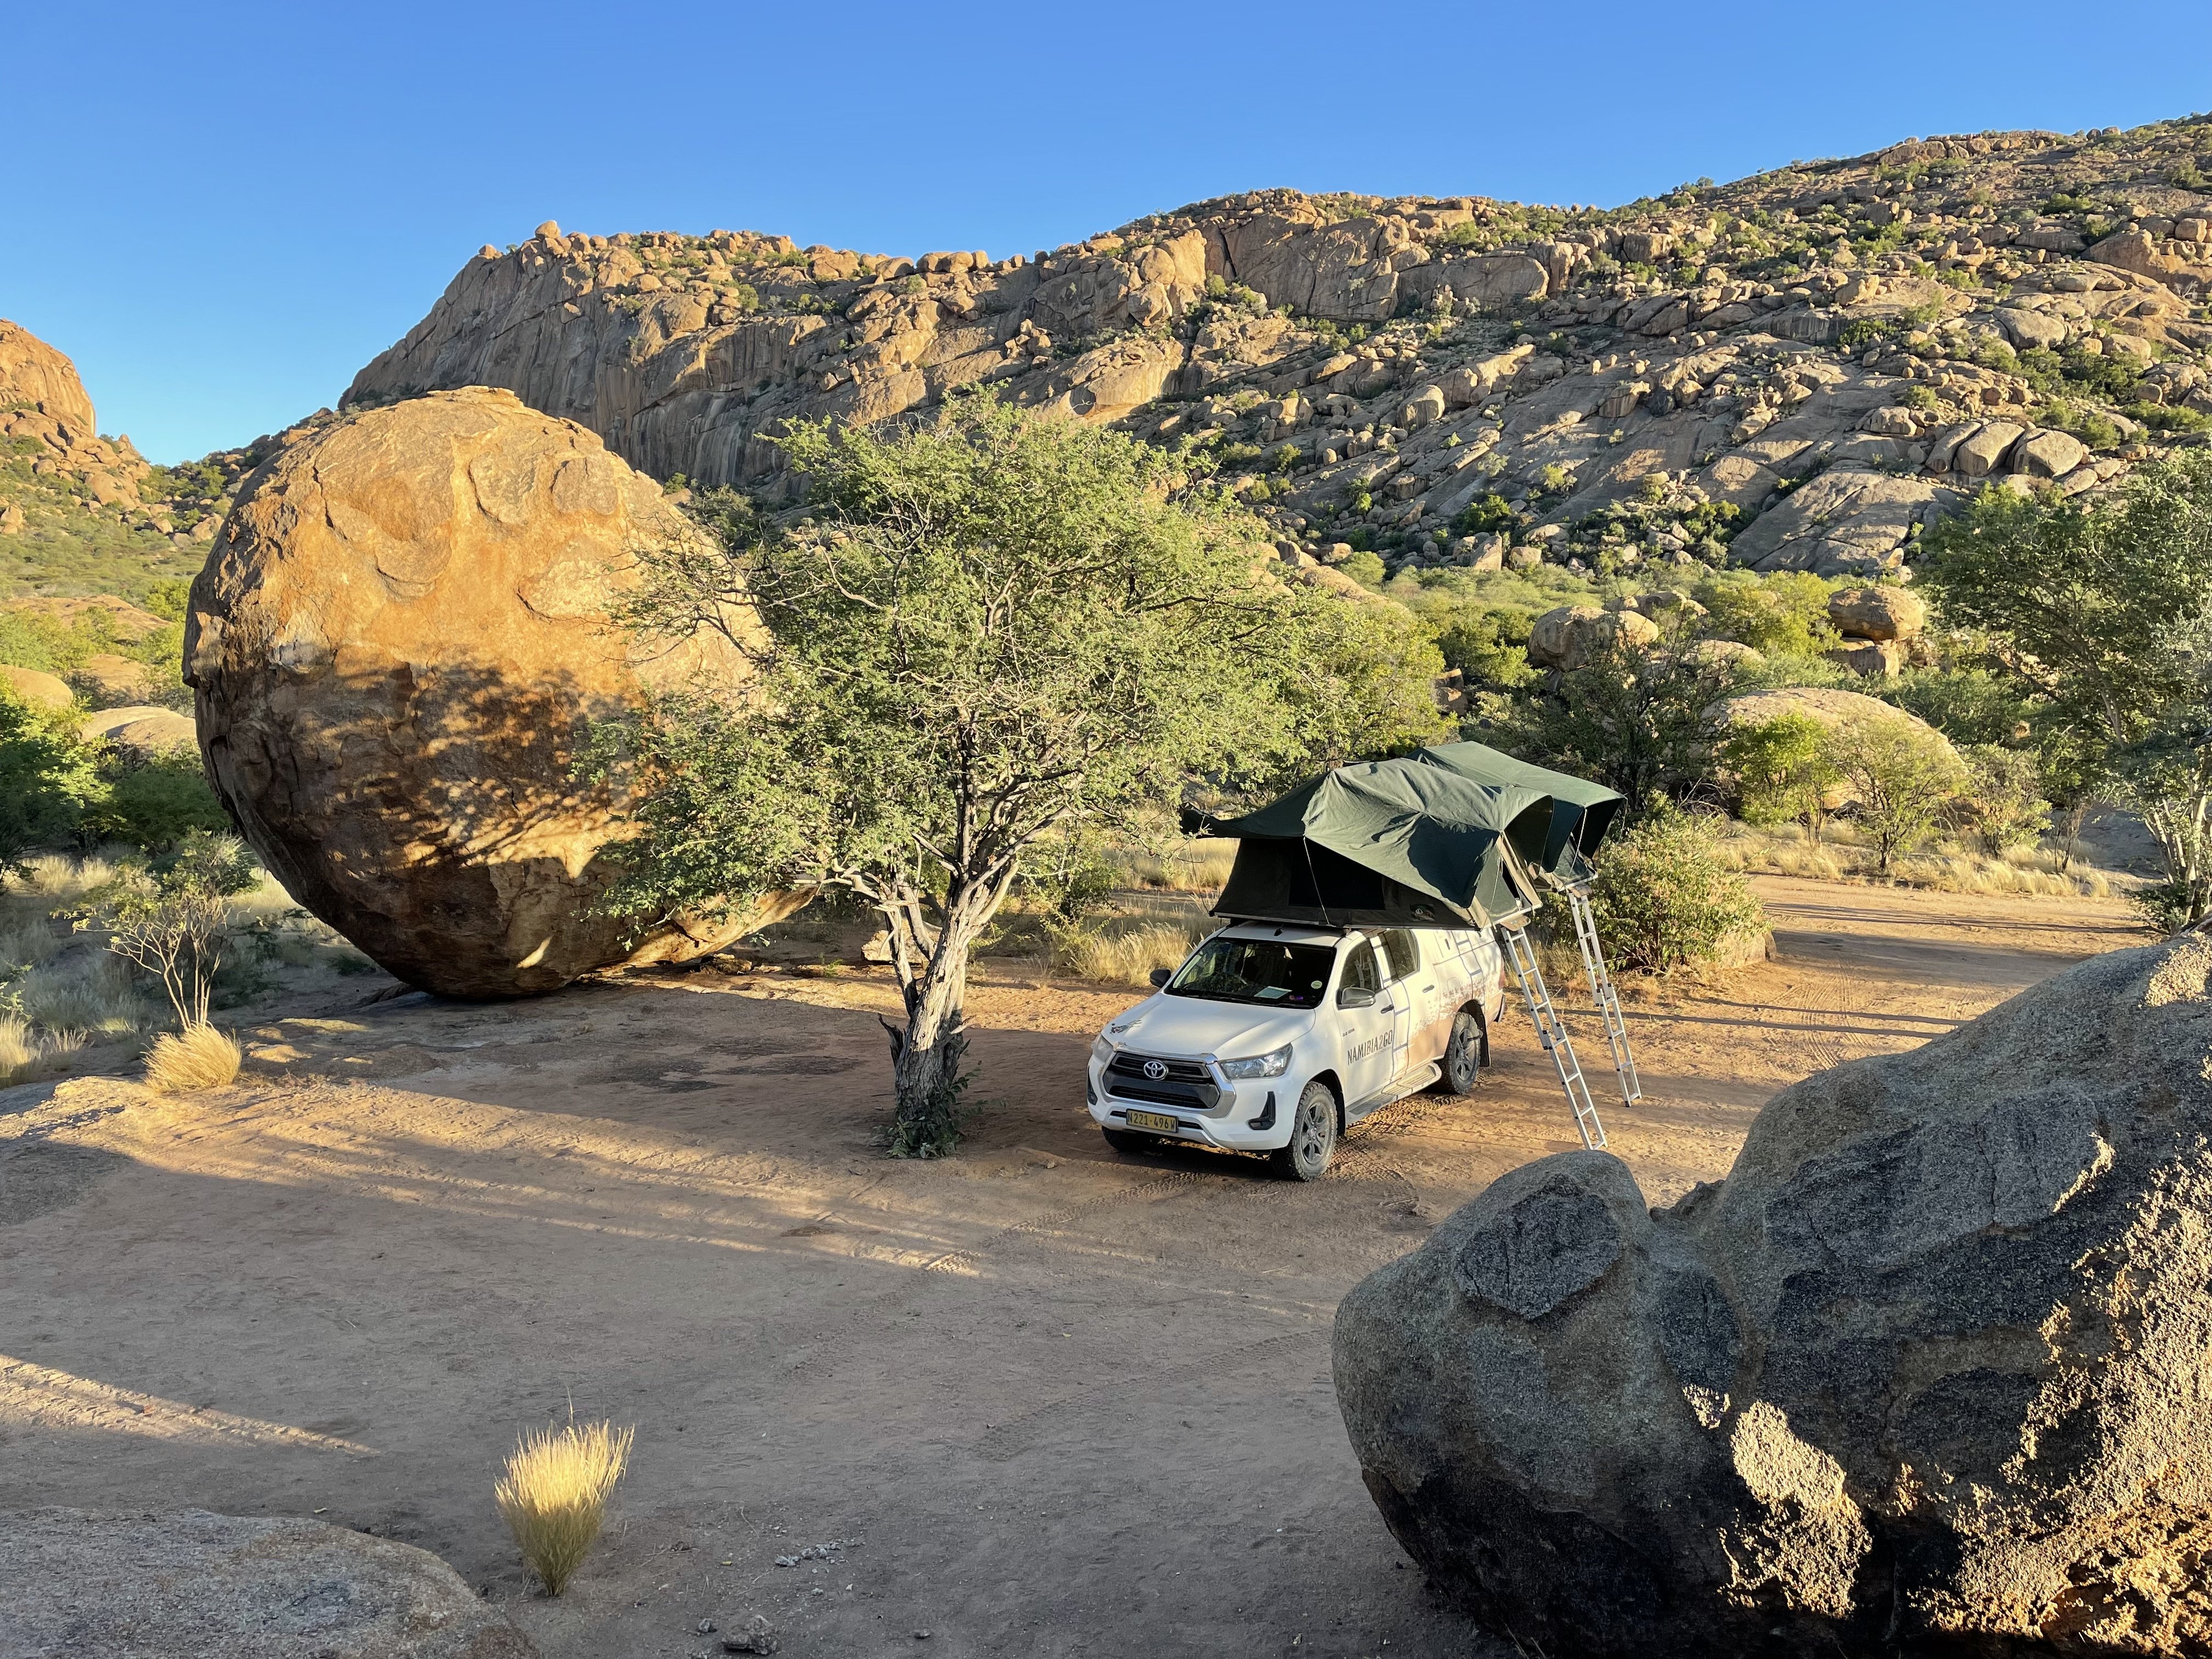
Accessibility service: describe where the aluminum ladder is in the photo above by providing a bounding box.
[1497,922,1607,1151]
[1566,887,1642,1107]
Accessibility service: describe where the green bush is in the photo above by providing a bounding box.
[1823,713,1966,872]
[87,756,231,849]
[1451,494,1517,537]
[0,692,104,860]
[1881,667,2034,747]
[1430,606,1536,690]
[1957,744,2051,855]
[1338,549,1387,587]
[1719,713,1839,837]
[1588,808,1768,973]
[1692,571,1838,656]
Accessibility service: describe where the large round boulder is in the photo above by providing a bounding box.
[1336,933,2212,1656]
[1527,603,1660,672]
[186,387,765,997]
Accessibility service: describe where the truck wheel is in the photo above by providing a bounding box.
[1273,1081,1338,1181]
[1436,1009,1482,1096]
[1102,1127,1163,1157]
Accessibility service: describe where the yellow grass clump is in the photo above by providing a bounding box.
[0,1014,40,1087]
[1108,841,1238,893]
[1051,918,1209,985]
[494,1418,635,1596]
[143,1022,242,1093]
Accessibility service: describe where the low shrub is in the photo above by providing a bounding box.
[495,1417,635,1596]
[1589,809,1768,973]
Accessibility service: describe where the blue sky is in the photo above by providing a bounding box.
[7,1,2209,462]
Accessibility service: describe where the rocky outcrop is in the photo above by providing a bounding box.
[0,1508,536,1657]
[343,119,2212,593]
[0,318,147,502]
[1336,933,2212,1657]
[187,387,778,998]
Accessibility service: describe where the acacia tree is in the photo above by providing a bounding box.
[602,400,1444,1155]
[1921,452,2212,924]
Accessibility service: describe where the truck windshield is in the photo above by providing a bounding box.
[1166,938,1336,1008]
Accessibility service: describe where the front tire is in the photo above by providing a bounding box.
[1273,1081,1338,1181]
[1102,1127,1164,1157]
[1435,1009,1482,1096]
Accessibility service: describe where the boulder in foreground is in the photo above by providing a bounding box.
[187,387,773,998]
[0,1508,536,1657]
[1336,933,2212,1656]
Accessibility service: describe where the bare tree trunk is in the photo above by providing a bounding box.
[877,868,1014,1156]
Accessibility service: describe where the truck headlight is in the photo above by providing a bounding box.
[1220,1043,1292,1080]
[1090,1036,1116,1068]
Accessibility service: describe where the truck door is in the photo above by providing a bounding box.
[1336,936,1398,1111]
[1380,928,1441,1064]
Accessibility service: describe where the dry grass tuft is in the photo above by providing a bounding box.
[0,1015,40,1087]
[1711,822,2117,898]
[494,1418,635,1596]
[1051,918,1210,985]
[1108,841,1238,894]
[143,1022,242,1093]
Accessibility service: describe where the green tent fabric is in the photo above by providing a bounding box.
[1411,741,1624,884]
[1204,757,1555,929]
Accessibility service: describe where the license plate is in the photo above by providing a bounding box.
[1125,1110,1179,1132]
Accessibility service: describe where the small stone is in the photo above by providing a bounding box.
[698,1618,718,1634]
[915,1632,933,1641]
[722,1613,779,1654]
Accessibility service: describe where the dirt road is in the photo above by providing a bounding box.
[0,879,2145,1658]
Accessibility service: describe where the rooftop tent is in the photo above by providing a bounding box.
[1198,758,1555,929]
[1411,741,1624,885]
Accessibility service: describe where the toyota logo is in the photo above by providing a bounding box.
[1142,1059,1169,1081]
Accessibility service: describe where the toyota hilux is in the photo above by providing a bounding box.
[1085,921,1508,1179]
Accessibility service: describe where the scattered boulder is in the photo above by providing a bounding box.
[2012,427,2089,479]
[70,651,157,706]
[0,1508,536,1657]
[186,387,783,999]
[82,704,198,759]
[0,664,74,711]
[1826,585,1926,641]
[1336,933,2212,1657]
[1527,605,1660,672]
[1824,637,1902,678]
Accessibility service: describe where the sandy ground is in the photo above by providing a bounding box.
[0,877,2148,1658]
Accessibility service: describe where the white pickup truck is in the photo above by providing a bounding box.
[1085,921,1510,1180]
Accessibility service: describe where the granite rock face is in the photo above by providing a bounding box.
[0,1508,537,1658]
[342,123,2212,594]
[1336,934,2212,1656]
[186,387,771,998]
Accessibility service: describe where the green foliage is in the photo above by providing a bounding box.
[1336,549,1386,588]
[1588,806,1767,973]
[1719,713,1839,838]
[601,400,1445,1150]
[1506,631,1749,815]
[88,756,232,848]
[0,692,104,861]
[1429,607,1536,691]
[1881,666,2034,747]
[1692,570,1838,656]
[1450,494,1516,538]
[1823,712,1967,872]
[1957,744,2051,855]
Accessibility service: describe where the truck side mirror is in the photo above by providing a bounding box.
[1336,985,1376,1009]
[1148,967,1172,988]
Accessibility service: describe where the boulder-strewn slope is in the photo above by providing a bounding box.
[350,117,2212,584]
[0,318,230,601]
[1335,932,2212,1656]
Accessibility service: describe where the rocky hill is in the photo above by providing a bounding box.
[0,319,238,603]
[349,117,2212,584]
